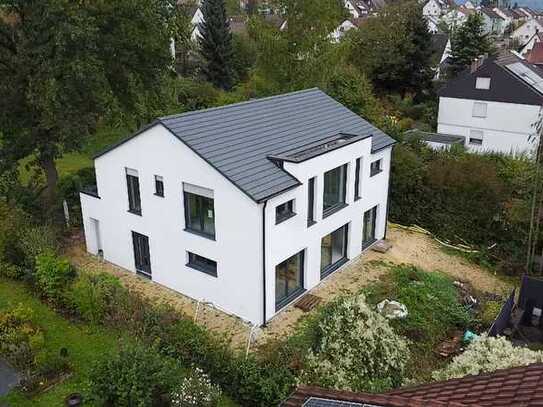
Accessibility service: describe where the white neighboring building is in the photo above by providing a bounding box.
[437,53,543,155]
[79,89,395,326]
[423,0,443,18]
[520,31,543,56]
[511,18,543,46]
[344,0,370,18]
[442,7,475,30]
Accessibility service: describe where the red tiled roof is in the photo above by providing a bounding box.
[387,363,543,407]
[527,42,543,64]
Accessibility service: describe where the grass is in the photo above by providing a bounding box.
[363,265,473,381]
[0,278,239,407]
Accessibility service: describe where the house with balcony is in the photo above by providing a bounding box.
[79,89,395,326]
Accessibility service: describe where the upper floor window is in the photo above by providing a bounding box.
[475,77,491,90]
[370,159,382,177]
[183,183,215,239]
[472,102,488,118]
[276,199,296,224]
[354,158,362,200]
[307,177,316,226]
[126,168,141,215]
[323,164,347,217]
[154,175,164,197]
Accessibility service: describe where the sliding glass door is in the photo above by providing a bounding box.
[362,206,377,249]
[275,250,305,311]
[321,224,348,278]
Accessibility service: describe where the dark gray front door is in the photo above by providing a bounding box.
[132,231,151,278]
[362,206,377,249]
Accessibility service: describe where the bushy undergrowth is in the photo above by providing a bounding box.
[35,252,75,305]
[171,367,222,407]
[300,293,409,392]
[433,335,543,381]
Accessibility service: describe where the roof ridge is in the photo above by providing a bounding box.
[158,87,321,121]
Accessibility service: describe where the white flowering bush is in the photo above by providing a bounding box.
[433,335,543,381]
[171,367,221,407]
[301,293,409,392]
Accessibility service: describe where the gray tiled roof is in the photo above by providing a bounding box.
[98,89,395,203]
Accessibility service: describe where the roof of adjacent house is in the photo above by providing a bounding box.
[480,7,504,20]
[527,41,543,64]
[95,89,395,203]
[438,53,543,106]
[283,363,543,407]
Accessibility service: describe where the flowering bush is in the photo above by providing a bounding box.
[433,335,543,381]
[171,367,221,407]
[301,293,409,392]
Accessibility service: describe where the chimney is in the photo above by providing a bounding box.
[470,54,488,73]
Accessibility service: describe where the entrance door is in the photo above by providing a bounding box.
[362,206,377,249]
[132,231,151,279]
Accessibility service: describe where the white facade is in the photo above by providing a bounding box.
[81,124,392,326]
[330,19,357,42]
[437,96,541,155]
[511,18,543,46]
[423,0,443,18]
[190,7,204,41]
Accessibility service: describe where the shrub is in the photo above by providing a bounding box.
[433,335,543,381]
[479,300,502,328]
[35,252,75,304]
[88,342,182,407]
[18,224,59,269]
[0,262,25,279]
[170,367,221,407]
[0,201,28,265]
[71,272,127,324]
[300,293,409,392]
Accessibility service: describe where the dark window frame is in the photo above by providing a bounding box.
[307,177,316,227]
[154,175,164,197]
[275,250,305,311]
[370,159,382,177]
[354,157,361,200]
[323,164,348,218]
[320,224,349,279]
[362,206,378,250]
[469,137,483,145]
[276,199,296,224]
[187,252,217,277]
[184,191,216,240]
[126,171,142,215]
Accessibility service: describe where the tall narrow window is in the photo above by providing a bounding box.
[354,158,361,200]
[307,177,316,226]
[323,164,347,217]
[321,224,348,278]
[275,250,304,311]
[276,199,295,224]
[154,175,164,197]
[126,168,141,215]
[183,183,215,239]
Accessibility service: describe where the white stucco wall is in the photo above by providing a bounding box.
[511,19,543,45]
[81,124,263,325]
[423,0,442,18]
[437,96,541,155]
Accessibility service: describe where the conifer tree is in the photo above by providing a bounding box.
[198,0,234,89]
[450,13,492,75]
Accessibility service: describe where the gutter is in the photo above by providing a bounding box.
[262,201,268,327]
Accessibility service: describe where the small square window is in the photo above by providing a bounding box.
[469,130,483,145]
[276,199,295,224]
[472,102,488,118]
[475,77,491,90]
[370,159,382,177]
[154,175,164,197]
[187,252,217,277]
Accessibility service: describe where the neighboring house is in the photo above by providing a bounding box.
[79,89,396,327]
[431,32,452,79]
[330,18,366,42]
[464,0,476,9]
[511,18,543,46]
[423,0,444,18]
[520,31,543,56]
[527,41,543,65]
[189,6,204,41]
[510,7,530,22]
[282,363,543,406]
[344,0,370,18]
[479,7,506,35]
[437,53,543,155]
[426,15,440,33]
[442,6,475,30]
[493,7,514,29]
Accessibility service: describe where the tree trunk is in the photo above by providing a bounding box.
[40,154,59,208]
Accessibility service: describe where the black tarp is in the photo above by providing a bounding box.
[489,289,516,337]
[518,275,543,310]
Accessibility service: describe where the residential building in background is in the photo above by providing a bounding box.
[511,18,543,46]
[437,53,543,155]
[80,89,395,326]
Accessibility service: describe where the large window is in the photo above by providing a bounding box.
[276,199,295,224]
[321,224,348,278]
[323,164,347,217]
[472,102,488,118]
[307,177,316,226]
[126,168,141,215]
[354,158,362,200]
[184,183,215,239]
[475,77,491,90]
[275,250,304,310]
[187,252,217,277]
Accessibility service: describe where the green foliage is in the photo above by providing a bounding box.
[450,13,493,74]
[199,0,235,89]
[171,367,222,407]
[89,342,182,407]
[34,253,75,304]
[0,201,28,266]
[232,33,258,83]
[71,272,127,324]
[298,293,409,392]
[479,300,502,327]
[18,224,59,269]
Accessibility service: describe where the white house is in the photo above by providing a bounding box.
[442,6,475,30]
[344,0,370,18]
[437,53,543,155]
[479,8,505,35]
[520,31,543,56]
[493,7,514,29]
[511,18,543,46]
[79,89,396,326]
[423,0,444,18]
[464,1,476,9]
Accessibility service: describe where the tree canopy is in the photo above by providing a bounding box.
[450,13,492,74]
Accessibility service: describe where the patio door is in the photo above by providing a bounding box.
[132,231,151,279]
[362,206,377,249]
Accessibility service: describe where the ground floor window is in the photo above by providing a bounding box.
[275,250,305,311]
[321,224,348,278]
[362,206,378,249]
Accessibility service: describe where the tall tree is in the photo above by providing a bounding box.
[450,13,492,74]
[349,1,434,95]
[198,0,235,89]
[0,0,175,208]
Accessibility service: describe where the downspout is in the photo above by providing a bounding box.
[262,201,268,327]
[384,146,394,240]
